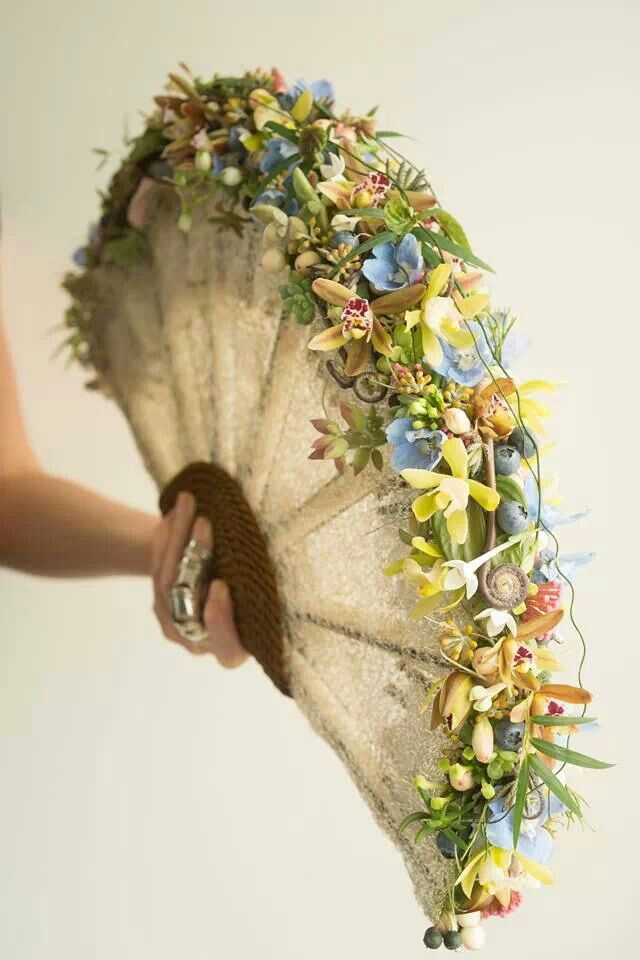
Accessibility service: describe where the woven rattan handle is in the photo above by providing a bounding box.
[159,462,290,696]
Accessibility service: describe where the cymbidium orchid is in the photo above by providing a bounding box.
[404,262,489,368]
[317,171,391,210]
[473,609,565,693]
[474,376,557,440]
[307,280,394,375]
[402,437,500,544]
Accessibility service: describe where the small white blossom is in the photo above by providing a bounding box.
[474,607,517,638]
[320,153,346,181]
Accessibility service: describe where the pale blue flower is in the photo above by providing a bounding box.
[362,234,423,292]
[259,137,299,174]
[430,319,529,387]
[251,188,299,217]
[532,548,595,584]
[386,418,445,472]
[487,791,563,864]
[292,78,335,102]
[524,478,587,529]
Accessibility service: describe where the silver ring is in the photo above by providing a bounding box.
[169,539,212,644]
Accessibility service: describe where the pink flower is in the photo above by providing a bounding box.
[271,68,288,93]
[482,890,523,919]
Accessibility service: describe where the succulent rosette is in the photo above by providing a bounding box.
[63,65,609,952]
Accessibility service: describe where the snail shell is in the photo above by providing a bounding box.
[481,562,529,610]
[353,370,388,403]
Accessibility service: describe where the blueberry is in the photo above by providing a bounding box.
[436,831,457,859]
[494,444,522,476]
[423,927,443,950]
[443,931,463,951]
[494,719,525,751]
[497,499,530,534]
[510,426,538,459]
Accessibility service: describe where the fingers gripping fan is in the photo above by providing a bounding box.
[63,67,606,951]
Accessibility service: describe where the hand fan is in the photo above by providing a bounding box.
[62,67,607,951]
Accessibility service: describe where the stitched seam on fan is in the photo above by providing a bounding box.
[287,608,442,669]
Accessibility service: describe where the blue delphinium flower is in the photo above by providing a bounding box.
[292,78,335,102]
[524,478,587,529]
[259,136,299,174]
[386,419,445,472]
[430,319,529,388]
[251,188,299,218]
[486,790,563,864]
[362,234,423,292]
[532,547,595,584]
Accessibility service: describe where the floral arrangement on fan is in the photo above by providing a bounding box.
[63,65,611,952]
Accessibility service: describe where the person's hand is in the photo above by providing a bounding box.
[151,491,247,666]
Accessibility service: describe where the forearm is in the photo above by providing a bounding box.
[0,468,157,578]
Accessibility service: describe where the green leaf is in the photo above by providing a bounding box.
[353,447,371,475]
[127,127,167,165]
[371,448,384,471]
[340,402,367,432]
[430,210,470,250]
[530,737,614,769]
[414,822,438,845]
[264,121,299,144]
[441,827,468,852]
[420,241,442,268]
[530,715,596,727]
[397,811,430,833]
[431,499,485,562]
[512,758,529,849]
[329,230,396,277]
[414,226,494,273]
[102,228,147,267]
[376,130,407,139]
[496,475,527,507]
[338,207,387,219]
[528,754,583,818]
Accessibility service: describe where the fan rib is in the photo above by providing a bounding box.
[286,607,443,670]
[242,319,307,509]
[267,470,380,553]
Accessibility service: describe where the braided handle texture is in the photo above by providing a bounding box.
[159,462,290,696]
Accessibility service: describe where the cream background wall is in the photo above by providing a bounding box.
[0,1,638,958]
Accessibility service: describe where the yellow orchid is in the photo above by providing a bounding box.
[405,263,490,368]
[457,846,553,906]
[401,437,500,545]
[248,88,291,132]
[474,377,558,439]
[384,537,462,619]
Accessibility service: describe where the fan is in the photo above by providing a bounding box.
[73,184,458,922]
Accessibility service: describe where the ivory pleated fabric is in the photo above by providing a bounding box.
[78,187,458,920]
